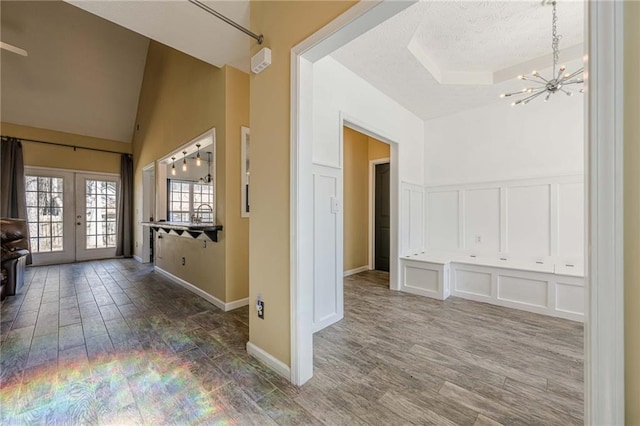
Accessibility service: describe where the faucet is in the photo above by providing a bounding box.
[193,204,213,223]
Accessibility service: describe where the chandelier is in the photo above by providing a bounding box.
[501,1,583,106]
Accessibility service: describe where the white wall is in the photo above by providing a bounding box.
[422,92,585,273]
[311,56,425,331]
[314,57,424,182]
[423,95,584,186]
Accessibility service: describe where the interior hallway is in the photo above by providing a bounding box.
[0,260,582,425]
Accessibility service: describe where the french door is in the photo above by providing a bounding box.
[25,168,119,265]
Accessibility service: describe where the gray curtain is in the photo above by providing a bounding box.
[116,154,133,257]
[1,137,31,264]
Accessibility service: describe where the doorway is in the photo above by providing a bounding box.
[290,6,625,424]
[25,167,119,266]
[373,161,390,272]
[342,126,391,278]
[141,163,156,263]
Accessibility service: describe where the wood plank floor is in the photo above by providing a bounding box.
[307,270,584,425]
[0,261,583,425]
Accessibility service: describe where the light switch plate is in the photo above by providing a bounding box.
[330,196,340,213]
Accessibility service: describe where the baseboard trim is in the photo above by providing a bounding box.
[154,266,248,312]
[246,341,291,381]
[133,255,143,263]
[344,265,370,277]
[226,297,249,311]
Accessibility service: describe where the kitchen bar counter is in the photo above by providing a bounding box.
[142,221,223,242]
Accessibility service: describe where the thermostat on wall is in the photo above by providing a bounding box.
[251,47,271,74]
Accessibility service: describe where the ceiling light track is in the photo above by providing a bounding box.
[188,0,264,44]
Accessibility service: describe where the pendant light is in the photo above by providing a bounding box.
[171,157,176,176]
[201,152,213,184]
[182,151,188,172]
[196,143,202,166]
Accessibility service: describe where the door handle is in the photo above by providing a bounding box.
[77,222,82,225]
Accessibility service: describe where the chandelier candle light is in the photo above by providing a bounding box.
[501,0,584,106]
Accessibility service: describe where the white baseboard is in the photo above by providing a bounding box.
[154,266,248,312]
[343,265,370,277]
[226,297,249,311]
[133,255,143,263]
[246,341,291,381]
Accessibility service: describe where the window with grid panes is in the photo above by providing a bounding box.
[25,176,64,252]
[167,180,214,222]
[193,183,214,222]
[168,180,191,222]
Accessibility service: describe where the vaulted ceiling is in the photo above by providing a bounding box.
[0,0,149,143]
[1,0,253,143]
[331,0,584,121]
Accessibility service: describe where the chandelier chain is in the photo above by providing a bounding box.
[551,1,561,74]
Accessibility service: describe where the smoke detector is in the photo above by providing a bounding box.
[251,48,271,74]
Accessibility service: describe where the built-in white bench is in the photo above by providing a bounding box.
[400,253,584,322]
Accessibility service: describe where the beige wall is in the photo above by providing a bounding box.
[1,122,130,173]
[132,41,249,303]
[625,1,640,422]
[343,127,390,272]
[224,67,250,302]
[343,127,369,271]
[368,136,390,162]
[249,0,357,365]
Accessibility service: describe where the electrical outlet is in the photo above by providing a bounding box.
[475,236,482,243]
[256,297,264,319]
[181,257,186,266]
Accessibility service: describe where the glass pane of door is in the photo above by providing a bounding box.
[25,176,65,252]
[75,174,119,261]
[24,170,75,266]
[85,179,117,249]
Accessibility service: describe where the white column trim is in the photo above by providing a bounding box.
[585,0,625,423]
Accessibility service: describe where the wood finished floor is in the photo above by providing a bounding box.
[0,260,583,425]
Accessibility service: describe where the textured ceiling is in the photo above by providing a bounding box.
[1,1,149,143]
[331,0,585,120]
[65,0,252,73]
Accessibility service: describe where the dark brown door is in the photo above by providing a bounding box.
[375,163,390,272]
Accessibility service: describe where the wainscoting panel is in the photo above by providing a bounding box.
[400,259,448,300]
[401,182,425,256]
[557,182,584,259]
[454,269,493,298]
[463,188,501,254]
[312,168,342,332]
[424,175,583,270]
[506,184,551,257]
[426,190,459,251]
[497,274,549,308]
[556,276,585,316]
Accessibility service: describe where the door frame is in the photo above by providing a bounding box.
[24,166,120,265]
[369,157,390,272]
[140,162,156,264]
[74,172,120,262]
[290,0,626,423]
[24,167,75,266]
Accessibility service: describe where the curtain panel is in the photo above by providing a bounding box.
[116,154,133,257]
